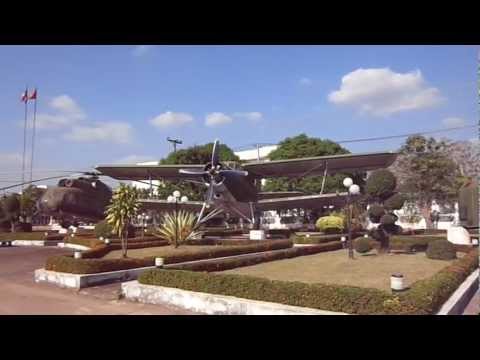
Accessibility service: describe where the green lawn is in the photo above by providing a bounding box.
[221,249,458,291]
[103,245,222,259]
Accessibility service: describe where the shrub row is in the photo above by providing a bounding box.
[394,248,479,314]
[44,239,293,274]
[292,233,347,244]
[169,241,343,272]
[160,239,293,265]
[201,229,245,237]
[46,255,153,274]
[185,238,271,246]
[389,235,446,252]
[138,268,392,315]
[139,247,478,315]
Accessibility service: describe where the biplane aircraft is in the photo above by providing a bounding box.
[95,139,398,228]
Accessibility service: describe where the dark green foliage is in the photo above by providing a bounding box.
[365,169,397,201]
[170,241,343,272]
[354,237,373,253]
[157,142,240,201]
[262,134,365,194]
[380,214,397,226]
[396,249,478,314]
[368,204,385,222]
[384,193,407,210]
[94,220,114,239]
[426,240,457,260]
[139,268,393,315]
[44,239,293,274]
[292,233,347,244]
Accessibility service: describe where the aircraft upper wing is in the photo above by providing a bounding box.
[139,199,205,212]
[95,164,205,180]
[242,151,398,178]
[256,192,349,211]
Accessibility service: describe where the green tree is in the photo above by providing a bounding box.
[20,185,45,222]
[0,194,21,232]
[105,184,140,258]
[390,135,460,228]
[156,142,240,201]
[263,134,365,194]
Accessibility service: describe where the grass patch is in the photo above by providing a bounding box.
[0,232,50,241]
[222,249,455,291]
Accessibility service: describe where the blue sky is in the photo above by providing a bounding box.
[0,45,478,188]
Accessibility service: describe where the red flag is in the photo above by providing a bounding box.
[29,88,37,100]
[21,88,28,103]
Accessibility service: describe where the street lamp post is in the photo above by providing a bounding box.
[343,177,360,259]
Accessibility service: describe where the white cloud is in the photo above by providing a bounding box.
[299,77,312,86]
[233,112,263,122]
[328,68,444,116]
[49,95,85,119]
[115,155,156,164]
[32,94,85,129]
[205,112,233,127]
[132,45,154,57]
[150,111,194,128]
[442,117,466,128]
[64,122,133,144]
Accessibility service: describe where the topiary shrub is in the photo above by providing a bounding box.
[426,240,457,260]
[94,220,114,239]
[380,214,397,226]
[384,193,407,211]
[368,204,385,223]
[354,237,373,253]
[315,216,344,234]
[365,169,396,201]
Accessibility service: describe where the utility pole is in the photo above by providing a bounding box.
[167,137,182,153]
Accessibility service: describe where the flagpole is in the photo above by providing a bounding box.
[21,86,28,192]
[29,89,37,183]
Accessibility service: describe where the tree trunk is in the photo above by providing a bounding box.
[420,204,433,229]
[123,228,129,258]
[10,220,15,233]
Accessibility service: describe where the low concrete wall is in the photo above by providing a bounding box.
[121,281,348,315]
[57,242,90,251]
[437,269,479,315]
[34,266,155,289]
[12,240,62,247]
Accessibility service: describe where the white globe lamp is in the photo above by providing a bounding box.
[349,184,360,195]
[173,190,181,199]
[343,177,353,188]
[167,195,174,203]
[181,196,188,203]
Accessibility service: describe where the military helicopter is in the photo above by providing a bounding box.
[0,172,113,228]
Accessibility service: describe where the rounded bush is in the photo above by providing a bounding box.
[354,237,373,253]
[384,193,407,210]
[426,240,457,260]
[365,170,396,200]
[380,214,397,226]
[368,204,385,223]
[315,216,344,234]
[94,220,114,239]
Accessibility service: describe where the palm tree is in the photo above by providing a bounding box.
[105,184,140,258]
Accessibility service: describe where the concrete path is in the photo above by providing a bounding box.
[462,290,479,315]
[0,246,196,315]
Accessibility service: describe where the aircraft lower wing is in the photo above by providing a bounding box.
[95,164,205,180]
[243,152,398,178]
[256,192,349,211]
[139,199,205,212]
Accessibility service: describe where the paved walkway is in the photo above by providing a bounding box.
[0,246,196,315]
[462,290,479,315]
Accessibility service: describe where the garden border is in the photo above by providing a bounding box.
[121,280,347,315]
[436,269,479,315]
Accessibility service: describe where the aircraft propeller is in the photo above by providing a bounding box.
[178,139,248,203]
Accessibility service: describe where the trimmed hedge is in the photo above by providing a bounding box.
[354,237,373,253]
[292,233,346,244]
[426,240,457,260]
[138,268,392,315]
[44,239,293,274]
[139,247,479,315]
[395,248,479,314]
[170,241,343,272]
[389,236,446,252]
[315,216,344,234]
